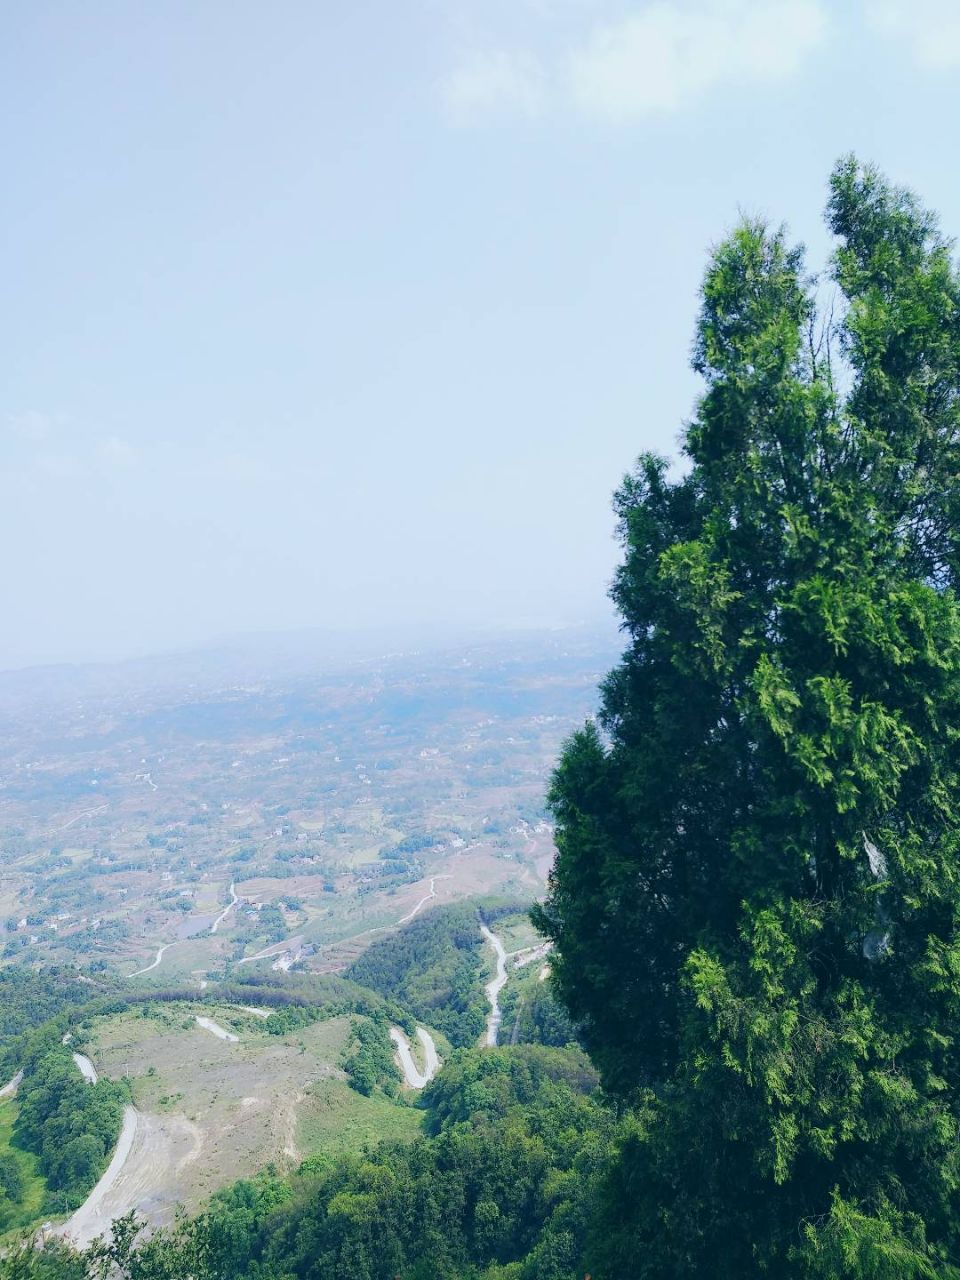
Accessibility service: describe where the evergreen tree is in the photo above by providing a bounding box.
[534,158,960,1277]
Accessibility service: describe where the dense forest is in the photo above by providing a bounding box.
[497,976,575,1050]
[13,1049,126,1210]
[341,1016,403,1096]
[0,969,109,1046]
[346,901,523,1047]
[532,158,960,1275]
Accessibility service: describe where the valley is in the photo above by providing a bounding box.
[0,632,594,1248]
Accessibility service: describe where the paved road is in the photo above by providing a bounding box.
[129,943,174,977]
[210,882,238,934]
[480,926,508,1047]
[73,1052,98,1084]
[59,1105,139,1249]
[397,874,452,926]
[195,1016,239,1043]
[0,1071,22,1099]
[390,1026,440,1088]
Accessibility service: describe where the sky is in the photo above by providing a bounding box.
[4,0,960,670]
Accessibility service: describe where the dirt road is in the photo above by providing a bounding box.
[51,804,108,835]
[236,935,304,966]
[58,1107,203,1249]
[511,941,552,970]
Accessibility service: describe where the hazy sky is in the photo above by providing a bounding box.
[4,1,960,669]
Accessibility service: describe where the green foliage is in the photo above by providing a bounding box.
[342,1017,402,1097]
[0,968,104,1051]
[0,1095,46,1235]
[0,1240,87,1280]
[534,158,960,1276]
[68,1046,610,1280]
[347,901,515,1047]
[14,1049,126,1210]
[499,977,577,1050]
[0,1152,25,1205]
[421,1044,597,1133]
[380,832,437,859]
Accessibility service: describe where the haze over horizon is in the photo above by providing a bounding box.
[5,1,960,669]
[0,615,621,680]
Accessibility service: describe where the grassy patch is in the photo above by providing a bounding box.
[297,1077,423,1157]
[493,911,542,954]
[0,1096,48,1239]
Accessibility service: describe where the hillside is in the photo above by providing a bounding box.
[0,895,563,1254]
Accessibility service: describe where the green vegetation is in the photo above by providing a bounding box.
[71,1046,609,1280]
[498,970,575,1049]
[0,969,105,1050]
[296,1077,424,1158]
[341,1016,402,1096]
[0,1098,46,1235]
[0,632,600,982]
[15,1049,126,1211]
[0,1239,86,1280]
[488,912,575,1050]
[346,901,520,1047]
[534,157,960,1275]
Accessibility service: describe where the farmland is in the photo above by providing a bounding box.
[0,628,614,983]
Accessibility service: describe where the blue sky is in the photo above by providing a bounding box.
[3,0,960,668]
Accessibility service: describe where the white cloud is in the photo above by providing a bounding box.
[97,435,138,469]
[570,0,828,119]
[438,1,828,124]
[865,0,960,68]
[34,451,84,481]
[440,49,547,123]
[3,412,139,483]
[7,410,54,442]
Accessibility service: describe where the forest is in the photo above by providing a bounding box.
[13,1050,126,1211]
[346,900,524,1047]
[0,969,106,1045]
[341,1016,403,1096]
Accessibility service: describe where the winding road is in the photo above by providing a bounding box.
[480,925,508,1047]
[128,880,237,979]
[55,1039,205,1249]
[397,874,452,926]
[129,943,174,977]
[209,882,238,934]
[390,1026,440,1089]
[59,1105,139,1248]
[73,1052,98,1084]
